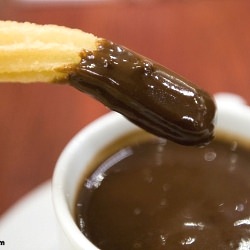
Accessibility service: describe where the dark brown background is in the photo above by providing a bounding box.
[1,0,250,215]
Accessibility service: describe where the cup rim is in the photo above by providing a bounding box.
[52,111,138,249]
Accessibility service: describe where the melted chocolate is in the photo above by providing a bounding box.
[68,39,216,145]
[75,132,250,250]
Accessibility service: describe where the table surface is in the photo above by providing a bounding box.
[1,0,250,215]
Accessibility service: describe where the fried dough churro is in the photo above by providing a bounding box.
[0,20,216,145]
[0,21,97,83]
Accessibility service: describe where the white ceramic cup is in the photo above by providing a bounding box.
[52,93,250,250]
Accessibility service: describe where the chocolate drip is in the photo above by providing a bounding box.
[69,39,216,145]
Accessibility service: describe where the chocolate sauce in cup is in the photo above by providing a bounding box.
[75,130,250,250]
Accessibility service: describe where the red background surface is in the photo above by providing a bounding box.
[1,0,250,215]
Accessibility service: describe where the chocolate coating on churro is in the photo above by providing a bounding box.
[69,39,216,145]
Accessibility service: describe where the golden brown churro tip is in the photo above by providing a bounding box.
[0,20,98,83]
